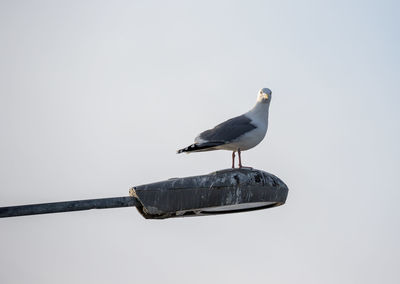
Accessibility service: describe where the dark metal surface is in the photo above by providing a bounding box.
[0,168,288,219]
[0,197,137,218]
[131,168,288,219]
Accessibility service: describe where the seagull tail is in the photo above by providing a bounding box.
[177,142,225,154]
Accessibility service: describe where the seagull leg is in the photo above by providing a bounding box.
[238,149,243,168]
[232,151,236,168]
[238,149,253,169]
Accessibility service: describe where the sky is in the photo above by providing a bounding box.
[0,0,399,283]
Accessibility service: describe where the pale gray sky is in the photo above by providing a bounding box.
[1,1,399,283]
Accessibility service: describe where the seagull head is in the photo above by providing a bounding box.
[257,88,272,103]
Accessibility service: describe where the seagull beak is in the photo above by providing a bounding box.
[263,94,269,100]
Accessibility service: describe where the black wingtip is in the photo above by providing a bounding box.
[177,144,196,154]
[177,142,225,154]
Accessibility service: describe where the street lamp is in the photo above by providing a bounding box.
[0,168,288,220]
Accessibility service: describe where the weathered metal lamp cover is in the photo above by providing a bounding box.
[0,168,288,219]
[131,168,288,219]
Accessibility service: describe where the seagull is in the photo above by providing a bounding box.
[177,88,272,168]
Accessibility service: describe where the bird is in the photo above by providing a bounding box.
[177,88,272,168]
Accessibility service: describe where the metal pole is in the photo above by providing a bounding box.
[0,196,137,218]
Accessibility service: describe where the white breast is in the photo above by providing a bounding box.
[218,102,270,151]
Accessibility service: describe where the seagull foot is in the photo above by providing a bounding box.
[239,165,253,170]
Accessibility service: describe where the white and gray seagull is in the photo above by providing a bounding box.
[177,88,272,168]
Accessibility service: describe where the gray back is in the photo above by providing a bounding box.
[198,115,256,143]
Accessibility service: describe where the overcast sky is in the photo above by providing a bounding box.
[1,1,399,283]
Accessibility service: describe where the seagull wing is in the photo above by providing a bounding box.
[196,114,256,143]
